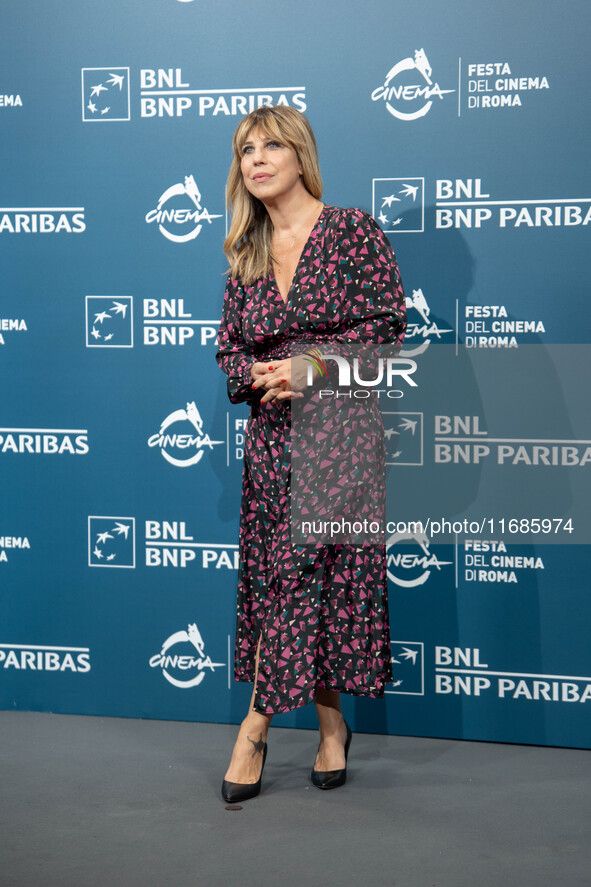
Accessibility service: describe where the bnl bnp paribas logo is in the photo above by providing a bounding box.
[88,517,135,567]
[372,178,424,233]
[387,641,425,695]
[85,296,133,348]
[148,401,223,467]
[81,68,130,121]
[382,412,423,466]
[145,175,222,243]
[371,49,454,120]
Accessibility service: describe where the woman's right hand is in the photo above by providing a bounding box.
[250,359,307,404]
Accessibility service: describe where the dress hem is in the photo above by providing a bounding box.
[235,673,393,715]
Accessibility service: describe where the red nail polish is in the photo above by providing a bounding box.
[268,365,273,370]
[280,379,286,382]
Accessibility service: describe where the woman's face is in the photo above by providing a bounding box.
[239,127,303,204]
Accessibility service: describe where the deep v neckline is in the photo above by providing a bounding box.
[270,204,327,305]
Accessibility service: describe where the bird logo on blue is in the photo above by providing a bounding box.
[383,412,423,466]
[88,517,135,568]
[372,177,424,232]
[81,68,130,121]
[85,296,133,348]
[389,642,424,695]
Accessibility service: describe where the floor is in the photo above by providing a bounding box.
[1,711,589,887]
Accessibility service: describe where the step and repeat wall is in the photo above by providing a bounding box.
[2,0,590,749]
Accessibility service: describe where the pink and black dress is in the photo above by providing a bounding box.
[216,205,406,714]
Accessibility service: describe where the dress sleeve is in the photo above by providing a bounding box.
[328,207,406,346]
[215,276,257,405]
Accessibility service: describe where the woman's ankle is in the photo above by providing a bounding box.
[314,696,345,738]
[242,710,272,736]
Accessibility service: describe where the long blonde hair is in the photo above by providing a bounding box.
[224,106,323,285]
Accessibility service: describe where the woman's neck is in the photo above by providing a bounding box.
[263,189,323,238]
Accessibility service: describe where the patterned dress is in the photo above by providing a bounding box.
[216,205,406,714]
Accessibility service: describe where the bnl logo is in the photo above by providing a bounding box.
[88,517,135,567]
[81,68,130,121]
[382,412,423,466]
[86,297,133,347]
[387,642,424,695]
[372,178,424,233]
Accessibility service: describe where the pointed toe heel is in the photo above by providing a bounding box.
[221,742,268,803]
[311,720,352,790]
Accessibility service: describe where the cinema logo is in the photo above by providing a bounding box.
[0,535,31,564]
[143,298,219,347]
[436,178,591,229]
[0,318,28,346]
[145,521,238,569]
[401,288,453,357]
[463,540,544,586]
[0,427,89,455]
[1,94,22,109]
[372,49,454,121]
[140,67,306,117]
[464,304,546,349]
[145,175,222,243]
[435,646,591,703]
[148,401,223,467]
[386,530,452,587]
[0,642,91,673]
[234,418,247,460]
[0,207,85,235]
[464,61,549,111]
[149,621,224,689]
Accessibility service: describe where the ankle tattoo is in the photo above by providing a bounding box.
[247,732,265,757]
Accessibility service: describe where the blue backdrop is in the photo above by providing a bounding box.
[1,0,590,749]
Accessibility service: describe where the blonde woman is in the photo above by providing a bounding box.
[216,106,406,802]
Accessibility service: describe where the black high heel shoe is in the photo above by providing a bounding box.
[221,741,268,803]
[311,719,352,789]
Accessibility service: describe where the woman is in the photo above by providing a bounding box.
[216,106,406,803]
